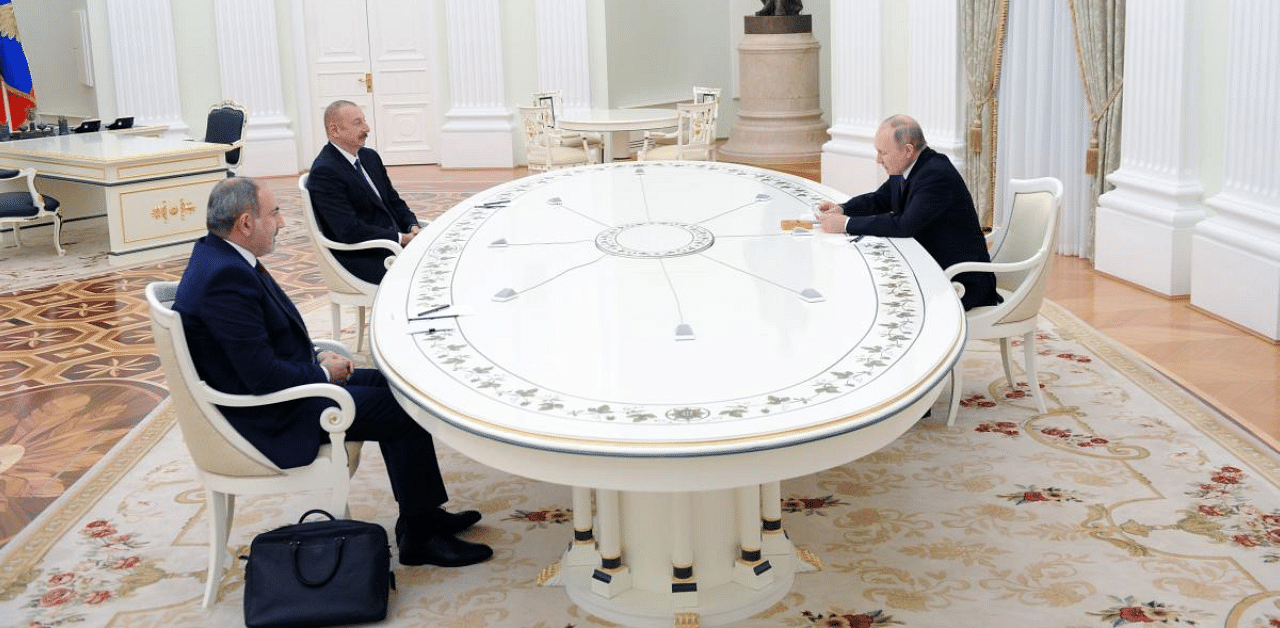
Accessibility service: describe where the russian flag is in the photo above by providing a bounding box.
[0,0,36,129]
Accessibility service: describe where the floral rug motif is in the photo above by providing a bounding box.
[0,299,1277,627]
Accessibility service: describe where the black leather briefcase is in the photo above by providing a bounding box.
[241,509,393,628]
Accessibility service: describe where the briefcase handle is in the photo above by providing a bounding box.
[293,536,346,587]
[298,509,337,524]
[293,509,345,587]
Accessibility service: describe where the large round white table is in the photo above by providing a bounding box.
[372,161,966,627]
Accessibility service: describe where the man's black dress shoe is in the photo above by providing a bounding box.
[432,509,482,535]
[398,533,493,567]
[395,508,482,542]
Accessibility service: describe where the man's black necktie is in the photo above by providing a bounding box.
[354,158,381,197]
[890,174,906,212]
[255,261,306,331]
[354,158,401,227]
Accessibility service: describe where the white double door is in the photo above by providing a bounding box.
[304,0,441,165]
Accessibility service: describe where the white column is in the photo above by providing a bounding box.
[212,0,299,176]
[565,486,598,565]
[105,0,189,137]
[1191,1,1280,340]
[669,492,697,607]
[534,0,591,112]
[820,0,883,196]
[1094,0,1205,296]
[731,484,772,589]
[907,0,964,166]
[440,0,514,167]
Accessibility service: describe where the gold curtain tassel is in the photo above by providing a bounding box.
[1085,135,1099,175]
[969,120,983,153]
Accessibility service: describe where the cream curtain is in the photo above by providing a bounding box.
[960,0,1009,229]
[993,1,1092,255]
[1068,0,1125,259]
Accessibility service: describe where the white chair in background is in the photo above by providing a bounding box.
[943,177,1063,425]
[146,281,361,607]
[531,89,603,162]
[518,104,596,171]
[299,173,405,352]
[692,85,722,104]
[638,100,717,162]
[649,86,723,159]
[692,85,723,160]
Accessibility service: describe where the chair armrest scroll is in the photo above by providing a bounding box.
[199,381,357,434]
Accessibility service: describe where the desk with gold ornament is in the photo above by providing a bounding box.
[0,133,227,263]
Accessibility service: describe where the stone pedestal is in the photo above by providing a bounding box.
[719,15,829,165]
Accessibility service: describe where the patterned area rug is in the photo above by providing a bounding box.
[0,298,1277,628]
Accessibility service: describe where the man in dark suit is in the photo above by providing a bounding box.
[818,114,1001,310]
[306,100,422,284]
[173,177,491,567]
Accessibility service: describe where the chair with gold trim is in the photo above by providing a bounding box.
[518,104,595,172]
[638,100,716,162]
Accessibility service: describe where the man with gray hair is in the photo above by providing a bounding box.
[172,177,492,568]
[817,114,1000,310]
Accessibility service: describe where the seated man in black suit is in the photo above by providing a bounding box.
[173,176,491,567]
[306,100,422,284]
[817,114,1001,310]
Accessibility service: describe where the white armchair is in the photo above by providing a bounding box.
[943,177,1063,425]
[299,173,404,352]
[518,104,595,171]
[146,281,362,607]
[638,100,717,162]
[532,89,603,162]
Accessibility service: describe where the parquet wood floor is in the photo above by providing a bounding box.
[1,160,1275,551]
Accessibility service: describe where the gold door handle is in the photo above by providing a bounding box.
[358,72,373,93]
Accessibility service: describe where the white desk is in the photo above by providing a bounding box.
[372,161,965,627]
[556,108,678,161]
[0,134,227,262]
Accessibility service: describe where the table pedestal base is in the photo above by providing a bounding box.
[551,486,811,628]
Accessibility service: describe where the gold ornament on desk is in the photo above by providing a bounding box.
[150,198,197,222]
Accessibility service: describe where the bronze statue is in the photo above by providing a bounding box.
[756,0,802,16]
